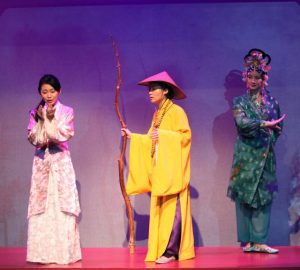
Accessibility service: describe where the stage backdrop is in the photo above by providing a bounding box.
[0,0,299,248]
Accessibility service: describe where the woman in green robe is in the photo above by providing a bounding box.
[227,49,285,254]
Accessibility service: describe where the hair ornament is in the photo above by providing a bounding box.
[242,48,271,87]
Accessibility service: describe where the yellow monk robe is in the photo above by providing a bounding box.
[126,101,195,261]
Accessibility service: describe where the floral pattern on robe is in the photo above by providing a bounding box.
[27,101,80,218]
[227,91,283,208]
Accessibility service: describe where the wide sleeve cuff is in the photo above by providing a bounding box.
[44,109,74,143]
[28,119,47,146]
[126,133,152,195]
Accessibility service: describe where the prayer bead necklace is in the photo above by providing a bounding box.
[151,99,173,157]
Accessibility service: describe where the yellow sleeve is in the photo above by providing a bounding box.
[151,106,191,196]
[126,133,152,195]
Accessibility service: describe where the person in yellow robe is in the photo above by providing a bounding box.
[122,71,195,264]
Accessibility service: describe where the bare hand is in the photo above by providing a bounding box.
[28,132,35,141]
[261,114,286,130]
[121,128,131,139]
[46,104,56,121]
[37,105,44,121]
[150,128,159,141]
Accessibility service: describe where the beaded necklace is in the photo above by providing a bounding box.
[151,99,173,157]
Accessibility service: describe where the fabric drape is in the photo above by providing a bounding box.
[126,101,195,261]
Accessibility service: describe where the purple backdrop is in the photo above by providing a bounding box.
[0,0,299,247]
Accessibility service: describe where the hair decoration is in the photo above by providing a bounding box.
[242,48,272,87]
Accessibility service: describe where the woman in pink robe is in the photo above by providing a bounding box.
[27,74,81,264]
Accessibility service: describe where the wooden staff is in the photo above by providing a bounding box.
[111,37,135,254]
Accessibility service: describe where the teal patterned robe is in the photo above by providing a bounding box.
[227,91,283,208]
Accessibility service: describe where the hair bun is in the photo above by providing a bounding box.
[244,48,271,66]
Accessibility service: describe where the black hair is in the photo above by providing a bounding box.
[38,74,61,93]
[244,48,271,65]
[33,74,61,122]
[155,82,175,100]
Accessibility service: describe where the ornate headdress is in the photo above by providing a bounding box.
[242,48,271,87]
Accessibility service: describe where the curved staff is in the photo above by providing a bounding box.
[111,37,135,254]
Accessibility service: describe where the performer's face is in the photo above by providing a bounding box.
[246,71,263,92]
[40,84,60,106]
[148,84,168,106]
